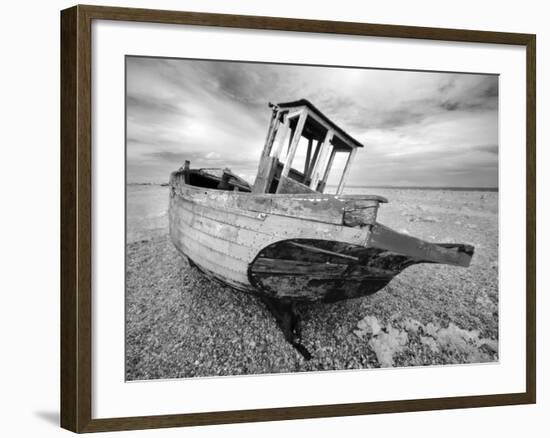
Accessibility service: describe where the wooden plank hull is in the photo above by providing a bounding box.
[248,239,472,302]
[169,178,375,296]
[169,170,474,303]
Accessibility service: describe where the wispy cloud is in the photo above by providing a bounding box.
[126,57,498,187]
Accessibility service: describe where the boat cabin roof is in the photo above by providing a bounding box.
[276,99,364,151]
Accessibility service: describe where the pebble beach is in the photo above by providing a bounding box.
[125,185,498,380]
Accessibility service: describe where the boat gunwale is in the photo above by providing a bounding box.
[170,171,388,203]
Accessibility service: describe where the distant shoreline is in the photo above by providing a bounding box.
[127,182,498,192]
[127,182,169,187]
[346,185,498,192]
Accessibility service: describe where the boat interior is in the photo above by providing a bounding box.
[182,166,252,192]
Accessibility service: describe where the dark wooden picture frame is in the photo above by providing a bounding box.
[61,4,536,433]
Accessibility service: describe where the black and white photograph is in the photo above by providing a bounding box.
[125,56,499,380]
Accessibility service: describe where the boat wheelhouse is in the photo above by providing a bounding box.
[253,99,363,195]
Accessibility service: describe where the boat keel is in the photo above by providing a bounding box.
[259,296,312,360]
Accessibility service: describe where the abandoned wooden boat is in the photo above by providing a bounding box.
[169,99,474,358]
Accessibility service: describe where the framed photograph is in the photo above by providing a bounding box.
[60,4,536,433]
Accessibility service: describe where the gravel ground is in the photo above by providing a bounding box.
[125,188,498,380]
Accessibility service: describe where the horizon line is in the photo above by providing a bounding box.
[127,181,498,191]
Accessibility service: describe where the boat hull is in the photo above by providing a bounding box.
[168,171,473,303]
[169,178,377,297]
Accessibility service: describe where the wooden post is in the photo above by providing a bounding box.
[252,108,280,193]
[318,147,337,192]
[309,130,334,190]
[260,109,279,158]
[272,114,289,159]
[183,160,190,184]
[305,139,321,181]
[279,109,307,180]
[304,138,313,174]
[336,147,357,194]
[252,155,277,193]
[286,126,295,156]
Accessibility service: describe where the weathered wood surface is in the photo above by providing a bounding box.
[172,171,385,226]
[169,173,474,302]
[254,101,363,196]
[309,130,334,190]
[317,146,336,192]
[305,140,321,180]
[252,155,278,193]
[169,181,373,292]
[249,240,414,302]
[369,223,474,267]
[278,109,307,186]
[277,100,362,151]
[252,258,349,276]
[287,241,359,261]
[343,201,380,227]
[250,272,392,302]
[304,138,313,174]
[337,147,357,195]
[276,175,316,194]
[252,257,395,279]
[272,114,289,159]
[261,108,279,158]
[183,160,190,184]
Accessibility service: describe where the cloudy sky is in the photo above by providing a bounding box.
[126,56,498,188]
